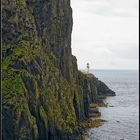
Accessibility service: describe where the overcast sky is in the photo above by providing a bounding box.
[71,0,139,70]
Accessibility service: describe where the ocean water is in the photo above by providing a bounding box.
[88,70,139,140]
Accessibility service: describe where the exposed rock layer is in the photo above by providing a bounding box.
[2,0,115,140]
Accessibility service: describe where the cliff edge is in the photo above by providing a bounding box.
[2,0,115,140]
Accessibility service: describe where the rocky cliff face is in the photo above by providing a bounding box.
[2,0,115,140]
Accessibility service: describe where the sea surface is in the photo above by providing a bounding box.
[88,70,139,140]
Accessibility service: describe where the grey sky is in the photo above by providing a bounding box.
[71,0,139,70]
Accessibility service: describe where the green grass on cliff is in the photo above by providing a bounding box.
[2,68,24,108]
[2,43,78,135]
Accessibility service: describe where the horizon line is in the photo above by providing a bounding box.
[79,68,139,71]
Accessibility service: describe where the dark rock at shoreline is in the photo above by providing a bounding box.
[97,80,116,97]
[89,108,99,113]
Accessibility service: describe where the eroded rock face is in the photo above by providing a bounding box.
[2,0,115,140]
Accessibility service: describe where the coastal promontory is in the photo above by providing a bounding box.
[2,0,115,139]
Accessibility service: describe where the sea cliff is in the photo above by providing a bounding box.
[2,0,115,139]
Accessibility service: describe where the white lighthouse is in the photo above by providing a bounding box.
[87,63,90,73]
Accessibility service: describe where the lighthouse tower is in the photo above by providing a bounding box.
[87,63,90,73]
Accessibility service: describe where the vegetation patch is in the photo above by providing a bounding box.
[79,119,106,129]
[89,102,108,108]
[89,112,101,118]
